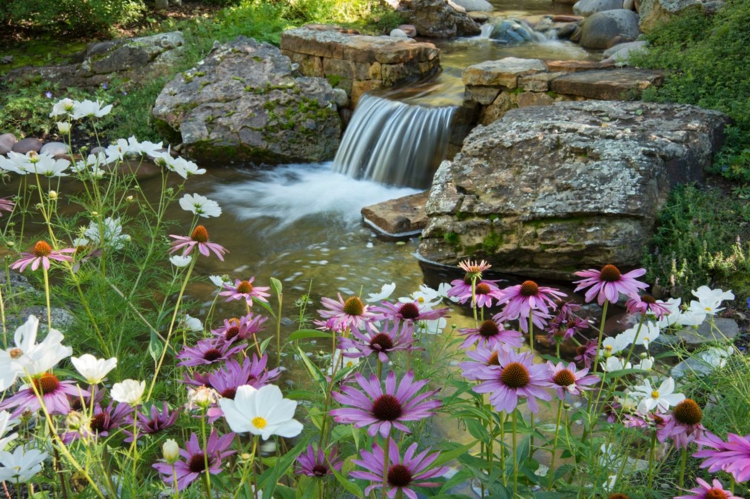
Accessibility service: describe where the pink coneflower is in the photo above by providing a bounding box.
[547,316,589,344]
[574,340,598,368]
[657,399,705,449]
[625,294,672,319]
[547,361,599,400]
[169,225,228,261]
[497,280,566,321]
[459,344,505,381]
[318,293,375,331]
[337,321,416,364]
[219,278,270,307]
[675,478,743,499]
[0,373,85,418]
[694,433,750,482]
[448,277,503,308]
[351,439,449,499]
[124,402,181,442]
[185,355,281,395]
[371,300,449,324]
[296,445,342,478]
[493,307,550,334]
[458,259,491,280]
[473,349,552,414]
[573,264,648,306]
[11,240,75,272]
[458,319,523,349]
[153,430,235,491]
[211,314,267,342]
[176,338,244,367]
[63,401,133,443]
[330,370,441,438]
[0,197,15,216]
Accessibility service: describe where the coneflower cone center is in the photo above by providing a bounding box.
[370,333,394,351]
[343,296,364,316]
[237,281,253,294]
[33,241,52,257]
[706,489,728,499]
[188,453,207,473]
[553,369,576,387]
[500,362,530,388]
[190,225,209,243]
[371,394,403,421]
[90,414,107,432]
[312,465,329,477]
[387,464,413,488]
[33,373,60,395]
[575,345,587,357]
[398,303,420,320]
[608,494,630,499]
[221,388,237,400]
[487,351,500,366]
[475,283,491,295]
[641,294,657,304]
[478,320,499,338]
[520,280,539,297]
[203,348,222,362]
[674,399,702,425]
[225,326,240,341]
[600,264,622,282]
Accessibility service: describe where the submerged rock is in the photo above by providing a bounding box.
[153,36,341,164]
[361,191,430,237]
[417,101,729,278]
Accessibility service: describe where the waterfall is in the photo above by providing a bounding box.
[479,23,495,39]
[333,94,456,189]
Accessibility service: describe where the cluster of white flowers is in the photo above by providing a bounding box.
[83,217,130,250]
[50,98,112,120]
[656,286,736,328]
[0,151,71,177]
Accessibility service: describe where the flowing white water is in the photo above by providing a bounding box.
[332,94,456,189]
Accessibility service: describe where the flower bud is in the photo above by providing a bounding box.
[126,195,133,202]
[187,386,219,409]
[91,211,99,217]
[163,439,179,464]
[57,122,71,134]
[49,190,58,200]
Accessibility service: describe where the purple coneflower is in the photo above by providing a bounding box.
[458,259,491,280]
[176,338,244,367]
[11,241,75,273]
[694,433,750,482]
[497,280,566,321]
[458,319,523,350]
[625,294,672,319]
[153,430,235,491]
[1,373,85,418]
[330,371,441,438]
[337,321,416,364]
[448,277,503,308]
[296,444,342,477]
[169,225,228,261]
[675,478,743,499]
[547,361,599,400]
[657,399,705,449]
[351,439,449,499]
[211,314,267,342]
[371,300,448,324]
[473,349,552,414]
[123,402,180,442]
[318,293,375,331]
[218,277,270,307]
[547,316,589,344]
[573,264,648,306]
[0,197,14,216]
[63,402,133,443]
[459,344,504,381]
[574,339,598,368]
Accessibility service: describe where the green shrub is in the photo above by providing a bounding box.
[0,0,145,35]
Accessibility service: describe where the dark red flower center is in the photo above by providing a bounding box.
[225,326,241,341]
[608,494,630,499]
[188,453,207,473]
[398,303,420,320]
[33,241,52,257]
[553,369,576,387]
[463,275,476,285]
[487,351,500,366]
[70,397,84,412]
[203,348,223,362]
[653,414,665,425]
[500,362,530,389]
[478,320,499,338]
[641,294,657,304]
[674,399,702,425]
[33,373,60,395]
[221,388,237,400]
[706,489,728,499]
[312,464,329,477]
[90,414,107,433]
[520,280,539,297]
[576,345,587,357]
[387,464,413,488]
[343,296,364,316]
[191,225,209,243]
[237,281,253,294]
[475,283,491,295]
[370,333,394,352]
[371,394,403,421]
[599,264,622,282]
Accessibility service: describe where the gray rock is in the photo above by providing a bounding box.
[580,9,641,49]
[398,24,418,37]
[574,0,625,16]
[417,101,729,278]
[40,142,69,158]
[463,57,548,88]
[638,0,701,32]
[12,138,43,154]
[395,0,482,38]
[390,29,409,37]
[623,0,635,9]
[332,88,349,108]
[490,19,546,44]
[0,133,18,155]
[450,0,494,11]
[153,36,341,164]
[676,318,740,345]
[602,40,649,65]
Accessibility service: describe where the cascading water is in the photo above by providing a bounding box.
[332,94,456,189]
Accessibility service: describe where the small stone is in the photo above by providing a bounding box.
[0,133,18,155]
[389,29,408,38]
[12,137,43,154]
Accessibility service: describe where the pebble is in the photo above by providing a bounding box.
[0,133,18,155]
[12,137,43,154]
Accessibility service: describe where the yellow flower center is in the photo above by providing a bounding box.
[252,417,267,429]
[651,390,659,399]
[9,348,23,359]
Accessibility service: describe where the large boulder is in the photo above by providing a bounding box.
[451,0,494,11]
[574,0,625,16]
[579,9,641,49]
[394,0,482,38]
[417,101,729,279]
[153,37,341,164]
[638,0,703,32]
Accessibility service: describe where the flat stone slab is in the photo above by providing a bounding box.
[545,59,615,72]
[550,68,664,100]
[362,191,429,237]
[280,27,439,64]
[462,57,548,88]
[676,318,740,345]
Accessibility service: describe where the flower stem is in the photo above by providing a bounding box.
[591,300,609,376]
[42,266,52,332]
[647,429,657,488]
[512,410,518,495]
[381,436,390,499]
[276,289,283,367]
[549,400,563,490]
[678,446,687,489]
[172,464,180,499]
[623,313,647,368]
[201,408,212,495]
[528,310,534,355]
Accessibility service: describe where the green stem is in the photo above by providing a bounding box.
[528,310,534,355]
[381,436,391,499]
[591,300,609,376]
[276,290,283,367]
[647,429,657,488]
[623,313,648,368]
[42,266,52,332]
[678,446,687,489]
[549,400,563,490]
[172,464,180,499]
[201,409,212,496]
[512,411,518,495]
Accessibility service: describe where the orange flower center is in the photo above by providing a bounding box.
[705,489,728,499]
[236,281,253,294]
[641,294,657,304]
[475,283,491,295]
[478,320,499,338]
[519,280,539,297]
[673,399,702,425]
[343,296,364,316]
[599,264,622,282]
[487,351,500,366]
[500,362,530,389]
[553,369,576,387]
[33,373,60,395]
[190,225,209,243]
[33,241,52,257]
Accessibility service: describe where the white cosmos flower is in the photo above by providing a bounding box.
[600,356,631,373]
[677,308,706,327]
[367,283,395,302]
[633,321,661,349]
[105,139,129,163]
[632,377,685,413]
[656,297,682,329]
[692,285,735,304]
[0,411,18,451]
[31,157,70,178]
[170,255,192,267]
[418,316,447,335]
[50,98,76,117]
[219,385,303,440]
[209,275,231,287]
[111,379,145,405]
[698,346,733,370]
[326,348,360,375]
[71,99,113,119]
[0,446,47,483]
[179,193,222,218]
[57,122,71,134]
[403,283,450,307]
[70,354,117,384]
[168,156,205,178]
[634,355,655,371]
[602,331,633,354]
[184,314,203,332]
[84,217,129,250]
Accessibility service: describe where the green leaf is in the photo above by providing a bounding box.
[433,441,476,467]
[255,298,277,318]
[332,468,363,498]
[148,329,163,362]
[553,464,575,482]
[288,329,332,341]
[270,277,283,297]
[259,434,309,499]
